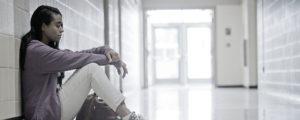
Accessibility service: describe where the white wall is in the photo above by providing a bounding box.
[242,0,257,87]
[120,0,144,93]
[106,0,121,90]
[143,0,242,10]
[0,0,29,119]
[215,5,244,86]
[258,0,300,119]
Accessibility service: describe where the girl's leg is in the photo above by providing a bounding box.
[58,63,129,120]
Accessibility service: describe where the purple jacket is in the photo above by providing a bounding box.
[22,40,112,120]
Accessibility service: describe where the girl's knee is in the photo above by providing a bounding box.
[85,63,98,68]
[80,63,101,73]
[85,63,105,73]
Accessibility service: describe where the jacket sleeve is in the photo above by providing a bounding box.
[77,45,122,68]
[76,45,112,54]
[29,43,109,73]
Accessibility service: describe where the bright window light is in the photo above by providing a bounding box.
[147,9,213,23]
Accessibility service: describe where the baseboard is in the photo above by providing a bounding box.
[215,85,244,88]
[249,85,258,89]
[6,116,22,120]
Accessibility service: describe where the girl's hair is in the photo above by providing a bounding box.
[20,5,64,115]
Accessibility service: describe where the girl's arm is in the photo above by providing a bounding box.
[75,45,112,54]
[28,43,110,73]
[76,45,123,68]
[75,46,122,68]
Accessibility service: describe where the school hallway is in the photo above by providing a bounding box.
[1,0,300,120]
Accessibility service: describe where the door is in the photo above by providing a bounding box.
[186,25,212,83]
[152,26,181,84]
[151,24,213,84]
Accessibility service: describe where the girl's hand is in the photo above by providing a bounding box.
[117,61,128,78]
[105,50,128,78]
[105,50,120,63]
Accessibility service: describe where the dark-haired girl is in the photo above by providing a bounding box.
[20,5,143,120]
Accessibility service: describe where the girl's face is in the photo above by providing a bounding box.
[42,13,64,42]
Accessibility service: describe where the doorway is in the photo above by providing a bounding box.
[152,26,181,84]
[146,9,214,85]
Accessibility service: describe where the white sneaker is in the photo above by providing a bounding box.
[123,112,144,120]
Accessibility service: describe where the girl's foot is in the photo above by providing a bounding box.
[122,112,144,120]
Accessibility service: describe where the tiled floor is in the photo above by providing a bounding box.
[125,84,258,120]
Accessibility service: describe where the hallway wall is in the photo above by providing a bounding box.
[105,0,121,90]
[105,0,144,93]
[258,0,300,119]
[215,5,244,86]
[119,0,144,93]
[242,0,258,87]
[0,0,25,119]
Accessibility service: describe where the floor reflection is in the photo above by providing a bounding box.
[125,84,258,120]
